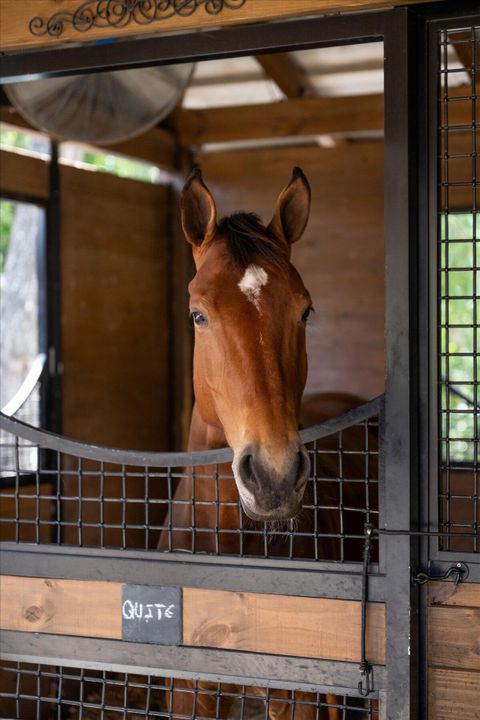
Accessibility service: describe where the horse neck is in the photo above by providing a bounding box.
[188,404,239,509]
[187,403,227,452]
[161,404,241,554]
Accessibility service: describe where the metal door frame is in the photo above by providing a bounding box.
[0,5,443,718]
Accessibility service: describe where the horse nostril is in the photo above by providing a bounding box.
[295,449,310,491]
[238,453,258,492]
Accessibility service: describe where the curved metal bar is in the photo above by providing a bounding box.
[300,395,383,444]
[0,353,47,417]
[0,394,383,468]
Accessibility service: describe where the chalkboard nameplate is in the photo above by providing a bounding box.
[121,585,182,645]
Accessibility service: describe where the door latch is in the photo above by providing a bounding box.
[412,561,469,586]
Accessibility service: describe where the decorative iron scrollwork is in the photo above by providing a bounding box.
[29,0,247,38]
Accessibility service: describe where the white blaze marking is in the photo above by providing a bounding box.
[238,265,268,310]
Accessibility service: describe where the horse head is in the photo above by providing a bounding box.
[181,166,313,521]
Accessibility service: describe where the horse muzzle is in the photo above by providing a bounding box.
[233,443,310,521]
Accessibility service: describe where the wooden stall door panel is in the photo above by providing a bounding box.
[429,668,480,720]
[1,577,385,664]
[183,588,385,664]
[61,166,170,547]
[429,606,480,671]
[198,142,384,399]
[0,576,121,638]
[430,581,480,608]
[429,583,480,720]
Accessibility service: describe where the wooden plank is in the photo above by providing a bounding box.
[178,86,476,146]
[0,576,122,638]
[183,588,385,663]
[0,577,385,664]
[255,54,314,98]
[430,582,480,608]
[429,606,480,670]
[0,107,176,167]
[177,94,385,145]
[0,148,49,200]
[429,668,480,720]
[0,1,438,52]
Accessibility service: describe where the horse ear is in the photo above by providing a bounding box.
[268,166,311,245]
[181,167,217,247]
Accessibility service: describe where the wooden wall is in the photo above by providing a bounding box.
[197,140,385,399]
[0,149,174,549]
[61,164,170,450]
[429,581,480,720]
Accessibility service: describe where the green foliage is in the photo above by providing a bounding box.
[0,200,15,275]
[0,128,160,183]
[440,213,479,463]
[80,150,160,183]
[0,128,34,151]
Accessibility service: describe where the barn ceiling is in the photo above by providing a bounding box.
[182,42,467,109]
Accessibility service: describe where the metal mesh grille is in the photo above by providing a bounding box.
[0,381,42,474]
[0,662,379,719]
[0,412,379,562]
[438,26,479,553]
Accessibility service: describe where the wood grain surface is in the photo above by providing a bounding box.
[0,575,122,638]
[183,587,386,663]
[0,1,437,51]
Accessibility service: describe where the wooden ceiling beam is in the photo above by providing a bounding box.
[255,54,315,98]
[176,93,385,146]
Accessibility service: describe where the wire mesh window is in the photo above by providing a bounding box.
[438,25,479,553]
[0,407,379,562]
[0,662,379,720]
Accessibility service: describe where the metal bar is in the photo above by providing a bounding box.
[383,7,419,719]
[0,473,50,490]
[358,523,374,696]
[45,139,62,436]
[1,353,46,417]
[0,631,387,695]
[0,396,383,467]
[0,544,385,601]
[0,11,389,84]
[0,190,48,207]
[418,0,480,24]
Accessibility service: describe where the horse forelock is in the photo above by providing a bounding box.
[217,212,288,269]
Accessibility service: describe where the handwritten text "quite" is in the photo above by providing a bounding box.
[122,600,176,622]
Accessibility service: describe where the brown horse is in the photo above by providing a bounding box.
[159,168,375,720]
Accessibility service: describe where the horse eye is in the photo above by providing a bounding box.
[302,306,313,324]
[191,310,208,327]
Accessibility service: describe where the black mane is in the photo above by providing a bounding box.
[217,212,287,268]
